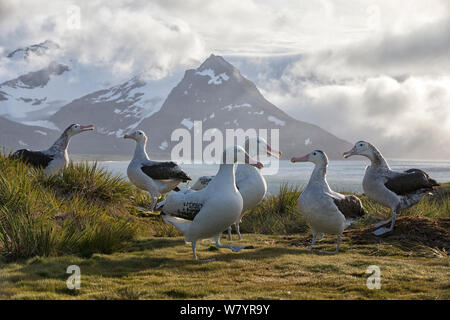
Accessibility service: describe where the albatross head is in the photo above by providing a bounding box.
[245,137,282,159]
[223,145,264,169]
[124,130,147,143]
[65,123,95,137]
[291,150,328,165]
[343,141,371,159]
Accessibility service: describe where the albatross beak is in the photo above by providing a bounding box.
[80,124,95,131]
[124,134,133,139]
[343,147,357,159]
[291,154,309,163]
[254,161,264,169]
[266,144,282,159]
[246,154,264,169]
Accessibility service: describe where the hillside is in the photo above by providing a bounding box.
[1,42,351,158]
[140,54,351,159]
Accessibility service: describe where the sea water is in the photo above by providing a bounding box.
[97,159,450,195]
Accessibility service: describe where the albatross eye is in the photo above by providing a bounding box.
[313,152,317,155]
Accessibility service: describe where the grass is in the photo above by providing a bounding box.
[0,152,449,299]
[0,233,448,299]
[240,184,307,234]
[241,182,450,234]
[0,153,138,261]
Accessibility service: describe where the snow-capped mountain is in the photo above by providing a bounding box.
[0,40,112,126]
[48,75,178,154]
[138,54,351,159]
[0,41,179,154]
[6,40,60,61]
[0,61,70,124]
[0,43,351,158]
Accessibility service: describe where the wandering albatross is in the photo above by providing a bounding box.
[124,130,191,211]
[190,137,281,240]
[159,145,263,260]
[343,141,439,235]
[291,150,366,253]
[12,123,94,175]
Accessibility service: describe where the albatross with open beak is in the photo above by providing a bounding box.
[12,123,95,175]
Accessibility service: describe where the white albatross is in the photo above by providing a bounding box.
[124,130,191,211]
[292,150,365,253]
[343,141,439,235]
[12,123,94,175]
[159,145,263,260]
[190,137,281,240]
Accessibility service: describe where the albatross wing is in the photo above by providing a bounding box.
[333,195,366,219]
[385,168,439,196]
[141,161,191,182]
[12,149,54,168]
[160,190,205,221]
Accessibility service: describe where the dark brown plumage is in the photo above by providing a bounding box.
[141,162,191,182]
[334,195,366,219]
[385,168,440,196]
[11,149,54,168]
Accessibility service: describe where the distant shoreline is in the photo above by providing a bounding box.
[71,154,450,163]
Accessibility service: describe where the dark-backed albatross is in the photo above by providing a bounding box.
[343,141,439,235]
[12,123,94,175]
[124,130,191,211]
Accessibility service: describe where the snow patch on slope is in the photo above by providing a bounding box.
[267,115,285,126]
[181,118,194,130]
[221,103,251,111]
[196,68,229,85]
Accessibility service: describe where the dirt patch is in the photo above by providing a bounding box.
[345,216,450,252]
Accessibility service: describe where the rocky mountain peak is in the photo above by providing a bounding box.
[6,40,60,60]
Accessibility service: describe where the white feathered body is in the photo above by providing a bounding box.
[235,164,267,217]
[43,149,69,175]
[163,164,243,242]
[127,158,180,194]
[298,167,350,235]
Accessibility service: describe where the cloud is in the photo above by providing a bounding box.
[2,0,448,72]
[258,11,450,159]
[0,1,207,80]
[0,0,448,159]
[263,74,450,159]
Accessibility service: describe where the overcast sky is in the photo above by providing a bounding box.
[0,0,449,159]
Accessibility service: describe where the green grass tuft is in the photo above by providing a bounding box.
[241,183,308,234]
[0,153,138,261]
[38,162,133,204]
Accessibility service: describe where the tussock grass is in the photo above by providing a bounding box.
[241,182,450,234]
[0,153,137,261]
[241,184,307,234]
[38,162,133,204]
